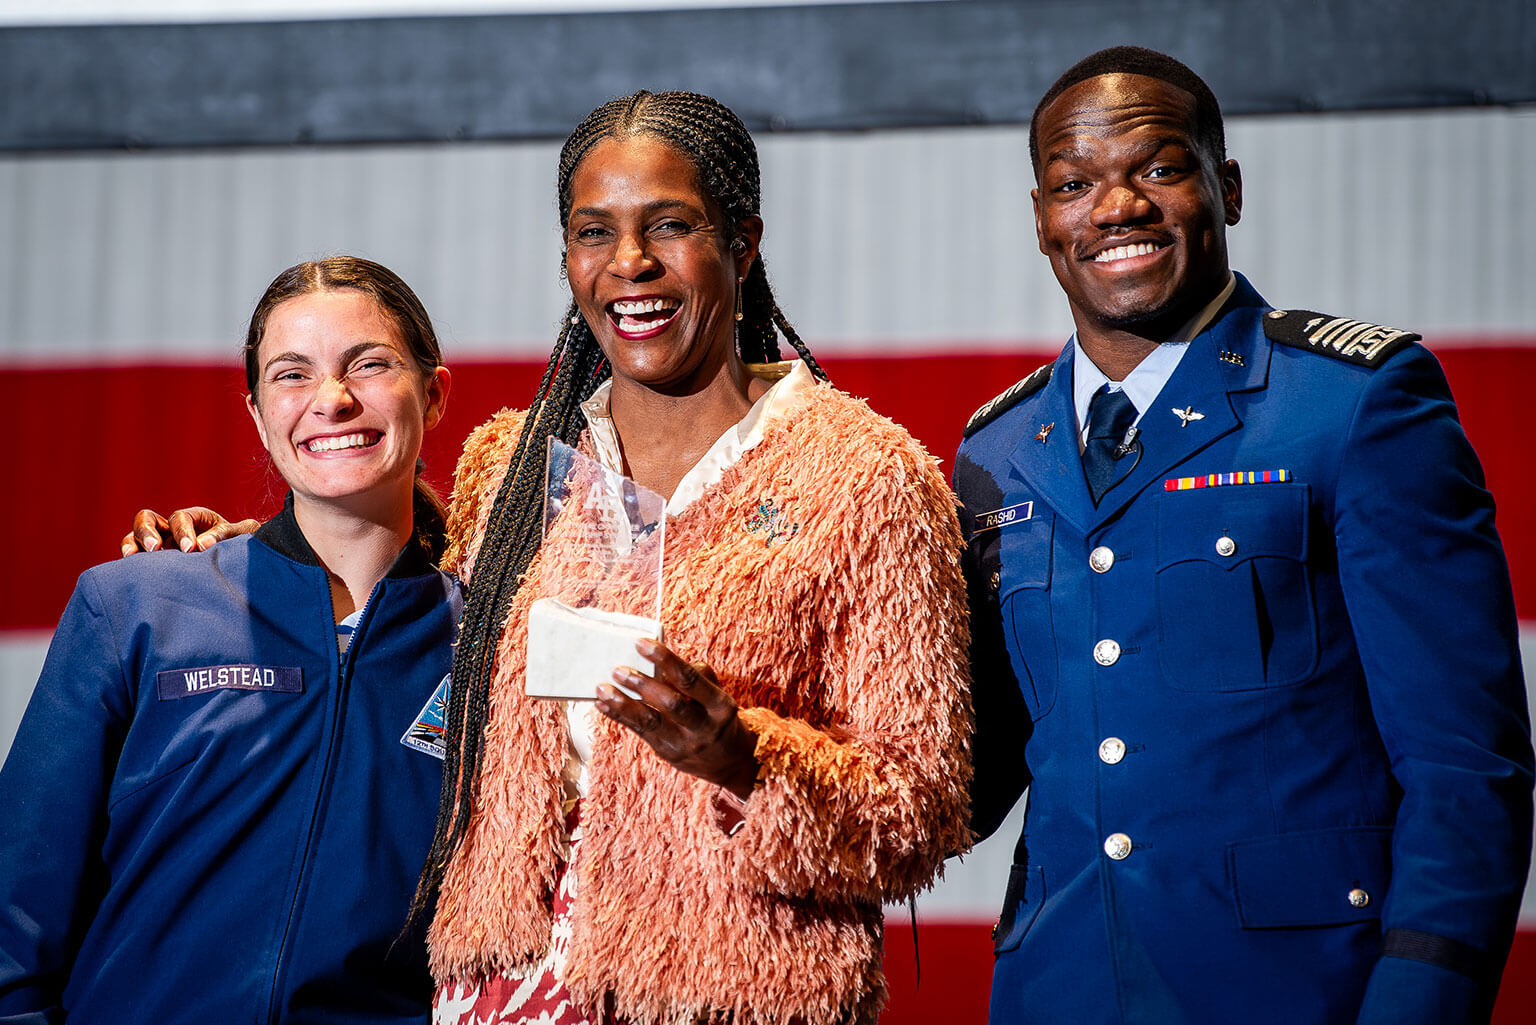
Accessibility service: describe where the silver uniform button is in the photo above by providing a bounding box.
[1089,545,1115,573]
[1093,639,1122,666]
[1348,888,1370,909]
[1098,737,1126,764]
[1266,309,1288,320]
[1104,833,1133,860]
[1215,535,1237,557]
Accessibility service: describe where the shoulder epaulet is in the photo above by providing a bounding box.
[963,362,1053,439]
[1262,309,1419,367]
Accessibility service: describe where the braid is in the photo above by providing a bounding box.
[410,90,826,928]
[407,305,609,929]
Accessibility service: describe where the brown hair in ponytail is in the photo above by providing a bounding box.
[244,255,449,562]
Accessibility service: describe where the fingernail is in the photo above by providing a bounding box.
[146,537,160,552]
[636,638,658,657]
[180,536,195,552]
[613,666,635,684]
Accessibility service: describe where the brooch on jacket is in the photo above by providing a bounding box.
[745,497,800,546]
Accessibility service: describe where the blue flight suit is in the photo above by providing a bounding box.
[0,497,460,1024]
[957,275,1533,1024]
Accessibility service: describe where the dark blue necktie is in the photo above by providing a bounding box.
[1083,385,1138,505]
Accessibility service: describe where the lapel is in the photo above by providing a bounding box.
[1090,277,1273,527]
[1007,344,1096,535]
[1005,277,1274,535]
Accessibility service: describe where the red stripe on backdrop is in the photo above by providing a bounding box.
[0,362,539,629]
[0,343,1532,628]
[875,925,1536,1024]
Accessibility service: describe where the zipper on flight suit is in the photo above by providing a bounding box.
[262,570,385,1024]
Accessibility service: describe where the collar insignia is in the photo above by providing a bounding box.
[1035,423,1055,443]
[1173,406,1206,428]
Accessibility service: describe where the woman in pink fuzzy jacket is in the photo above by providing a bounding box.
[412,91,974,1025]
[118,90,972,1025]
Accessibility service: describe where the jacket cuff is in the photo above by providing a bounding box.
[1356,942,1495,1025]
[709,785,750,837]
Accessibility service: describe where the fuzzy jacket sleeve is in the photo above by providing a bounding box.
[713,399,975,903]
[443,408,528,582]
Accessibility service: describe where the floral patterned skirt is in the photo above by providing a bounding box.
[433,805,623,1025]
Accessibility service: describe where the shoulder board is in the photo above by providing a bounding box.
[1262,309,1419,367]
[963,363,1053,439]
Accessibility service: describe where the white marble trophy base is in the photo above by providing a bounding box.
[524,597,658,700]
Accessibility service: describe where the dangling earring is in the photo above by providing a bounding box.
[734,276,744,353]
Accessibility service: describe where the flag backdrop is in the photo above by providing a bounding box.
[2,107,1533,1021]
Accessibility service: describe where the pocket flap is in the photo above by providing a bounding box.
[1157,484,1309,570]
[998,512,1053,599]
[1228,826,1391,928]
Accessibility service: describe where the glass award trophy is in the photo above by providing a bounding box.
[524,438,666,700]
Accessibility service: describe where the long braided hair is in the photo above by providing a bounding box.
[409,90,826,926]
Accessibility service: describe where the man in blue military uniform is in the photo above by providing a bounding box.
[957,46,1533,1024]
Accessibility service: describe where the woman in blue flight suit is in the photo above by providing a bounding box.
[0,257,460,1025]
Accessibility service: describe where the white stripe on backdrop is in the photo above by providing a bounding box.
[3,108,1534,366]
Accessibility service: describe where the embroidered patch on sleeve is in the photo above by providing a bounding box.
[1164,470,1291,491]
[401,673,451,760]
[156,664,303,700]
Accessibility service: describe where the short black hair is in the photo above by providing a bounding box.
[1029,45,1226,174]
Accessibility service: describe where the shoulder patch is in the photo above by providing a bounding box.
[1262,309,1419,367]
[963,363,1053,439]
[401,672,451,760]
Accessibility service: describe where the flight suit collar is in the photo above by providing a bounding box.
[254,492,437,578]
[1007,274,1273,534]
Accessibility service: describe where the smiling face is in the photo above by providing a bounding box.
[563,133,760,396]
[246,289,448,516]
[1032,73,1242,351]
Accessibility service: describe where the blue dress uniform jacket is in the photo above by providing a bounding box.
[958,276,1533,1025]
[0,499,461,1025]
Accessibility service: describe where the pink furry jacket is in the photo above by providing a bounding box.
[429,382,973,1025]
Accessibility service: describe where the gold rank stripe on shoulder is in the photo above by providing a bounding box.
[1262,309,1420,367]
[963,362,1054,439]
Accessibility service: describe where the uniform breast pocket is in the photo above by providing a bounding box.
[999,513,1058,719]
[1155,485,1317,691]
